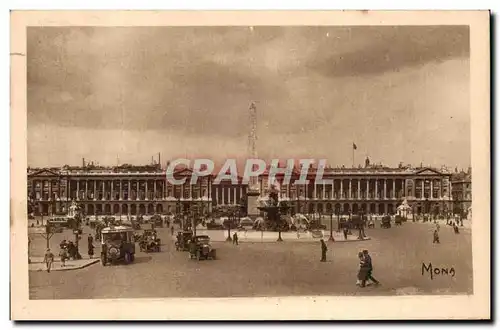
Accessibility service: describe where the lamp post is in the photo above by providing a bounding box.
[328,211,335,242]
[337,208,341,232]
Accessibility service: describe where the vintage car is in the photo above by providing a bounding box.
[100,226,136,265]
[151,214,163,228]
[130,220,141,230]
[394,215,404,226]
[139,229,161,252]
[175,231,193,251]
[189,235,217,260]
[381,216,392,228]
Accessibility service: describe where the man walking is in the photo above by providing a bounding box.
[433,229,440,243]
[232,232,239,245]
[43,248,54,273]
[320,239,328,262]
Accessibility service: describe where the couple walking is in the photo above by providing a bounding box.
[356,249,380,287]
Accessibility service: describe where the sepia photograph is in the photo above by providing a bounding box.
[11,11,490,320]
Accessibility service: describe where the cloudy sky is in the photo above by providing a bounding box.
[27,26,470,169]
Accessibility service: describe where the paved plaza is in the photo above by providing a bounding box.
[28,220,473,299]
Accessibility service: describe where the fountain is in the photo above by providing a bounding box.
[257,185,290,242]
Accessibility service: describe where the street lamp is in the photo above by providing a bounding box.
[328,211,335,242]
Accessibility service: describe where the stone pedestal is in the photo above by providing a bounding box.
[247,190,260,220]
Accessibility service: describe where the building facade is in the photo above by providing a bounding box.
[257,166,453,216]
[451,169,472,215]
[28,163,455,217]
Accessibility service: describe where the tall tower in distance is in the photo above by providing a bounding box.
[246,101,260,218]
[248,102,258,189]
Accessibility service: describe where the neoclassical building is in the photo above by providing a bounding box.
[27,165,212,216]
[27,163,454,217]
[256,165,454,216]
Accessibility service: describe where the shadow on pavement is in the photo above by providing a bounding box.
[133,256,153,264]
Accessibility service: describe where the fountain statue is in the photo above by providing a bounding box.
[257,184,290,241]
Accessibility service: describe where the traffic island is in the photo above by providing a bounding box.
[198,229,370,243]
[29,257,100,272]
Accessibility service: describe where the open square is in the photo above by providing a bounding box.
[29,220,472,299]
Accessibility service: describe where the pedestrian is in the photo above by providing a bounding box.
[433,229,440,243]
[343,227,348,240]
[436,223,440,232]
[356,251,368,286]
[59,247,68,267]
[232,232,238,245]
[320,239,327,262]
[88,243,94,259]
[362,250,380,286]
[43,248,54,273]
[88,234,93,247]
[453,223,460,234]
[170,226,174,236]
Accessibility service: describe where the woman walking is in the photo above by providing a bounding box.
[88,242,95,259]
[356,251,368,286]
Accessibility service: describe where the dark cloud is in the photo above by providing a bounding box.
[307,26,469,78]
[27,26,470,144]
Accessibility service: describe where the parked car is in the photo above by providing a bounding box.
[139,229,161,252]
[381,216,391,228]
[175,231,193,251]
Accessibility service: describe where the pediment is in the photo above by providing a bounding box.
[415,168,441,176]
[28,169,60,177]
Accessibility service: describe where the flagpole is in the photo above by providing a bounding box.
[352,144,355,168]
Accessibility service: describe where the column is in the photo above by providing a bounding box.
[384,179,387,199]
[102,181,105,201]
[189,184,193,201]
[411,179,415,198]
[375,180,378,200]
[48,180,52,200]
[331,181,334,200]
[430,180,434,200]
[440,179,443,198]
[145,181,148,200]
[393,179,396,199]
[94,180,97,200]
[154,181,157,200]
[110,180,114,201]
[76,180,80,200]
[357,180,361,200]
[119,180,123,200]
[215,186,219,204]
[233,187,237,204]
[163,181,166,199]
[128,180,131,200]
[85,180,88,200]
[348,179,352,199]
[313,183,317,200]
[340,180,343,199]
[366,180,370,199]
[421,180,424,199]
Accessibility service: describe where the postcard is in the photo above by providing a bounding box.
[11,10,490,320]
